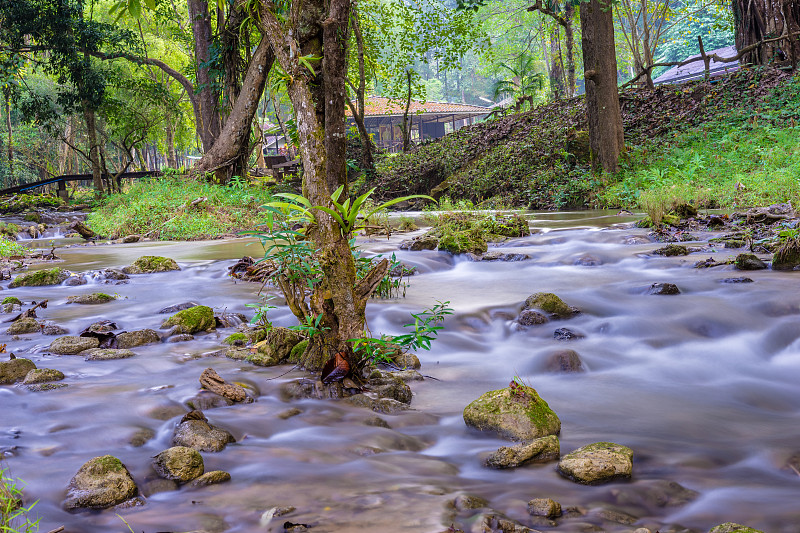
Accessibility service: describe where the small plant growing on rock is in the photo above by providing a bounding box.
[1,464,40,532]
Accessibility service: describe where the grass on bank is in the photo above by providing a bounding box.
[87,176,276,240]
[0,237,28,258]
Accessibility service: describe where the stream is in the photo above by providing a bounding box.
[2,209,800,533]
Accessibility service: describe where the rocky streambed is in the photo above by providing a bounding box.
[1,209,799,533]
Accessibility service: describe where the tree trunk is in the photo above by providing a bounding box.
[166,122,178,169]
[549,27,566,99]
[192,38,274,183]
[402,70,413,152]
[188,0,222,152]
[347,8,375,171]
[563,3,576,97]
[4,93,12,184]
[221,4,246,120]
[58,118,74,175]
[580,0,624,172]
[733,0,800,65]
[81,98,104,194]
[323,0,351,194]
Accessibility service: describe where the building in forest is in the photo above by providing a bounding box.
[653,45,740,85]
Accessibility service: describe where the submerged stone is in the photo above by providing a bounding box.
[647,282,680,295]
[463,384,561,441]
[545,349,584,373]
[189,470,231,488]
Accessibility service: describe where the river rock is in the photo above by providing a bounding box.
[152,446,204,483]
[199,367,248,403]
[557,442,633,484]
[709,523,764,533]
[116,329,161,348]
[463,384,561,441]
[101,268,130,281]
[159,302,200,314]
[49,336,100,355]
[22,368,64,384]
[81,348,136,361]
[189,470,231,488]
[343,394,410,415]
[122,234,140,243]
[393,352,421,369]
[653,244,689,256]
[9,267,70,288]
[517,310,548,326]
[0,358,36,384]
[545,349,584,372]
[475,512,537,533]
[734,253,767,270]
[63,455,138,511]
[451,494,489,511]
[772,240,800,271]
[214,311,247,328]
[523,292,576,319]
[84,320,118,333]
[647,282,680,295]
[2,296,22,306]
[367,371,413,404]
[553,327,584,340]
[229,327,303,366]
[66,293,116,305]
[399,235,439,251]
[483,435,559,469]
[161,305,216,334]
[41,322,69,335]
[527,498,561,519]
[122,255,180,274]
[167,334,194,343]
[141,478,179,497]
[6,317,40,335]
[718,277,754,284]
[172,411,236,452]
[481,251,532,262]
[610,479,699,509]
[63,275,87,286]
[186,390,235,410]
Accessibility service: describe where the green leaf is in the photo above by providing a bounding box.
[128,0,142,18]
[143,0,156,8]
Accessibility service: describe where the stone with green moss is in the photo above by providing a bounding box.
[49,336,100,355]
[2,296,22,306]
[235,327,303,367]
[23,212,41,223]
[116,329,161,348]
[152,446,204,483]
[772,239,800,271]
[122,255,180,274]
[437,229,487,255]
[63,455,138,511]
[288,339,309,364]
[23,368,65,384]
[0,357,36,384]
[81,348,136,361]
[0,223,20,237]
[653,244,689,256]
[523,292,576,319]
[463,384,561,441]
[481,214,530,238]
[66,293,115,305]
[734,253,767,270]
[189,470,231,488]
[557,442,633,484]
[6,317,40,335]
[223,332,248,346]
[484,435,560,469]
[708,523,764,533]
[9,267,70,288]
[161,305,215,334]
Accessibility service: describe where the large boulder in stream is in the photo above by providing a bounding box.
[122,255,180,274]
[709,524,765,533]
[734,253,767,270]
[6,317,40,335]
[63,455,138,511]
[0,357,36,384]
[66,293,116,305]
[116,329,161,348]
[161,305,216,335]
[152,446,204,483]
[483,435,560,469]
[463,383,561,441]
[523,292,577,319]
[557,442,633,484]
[49,336,100,355]
[172,410,235,452]
[9,267,70,288]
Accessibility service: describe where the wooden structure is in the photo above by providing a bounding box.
[0,171,161,198]
[653,45,740,85]
[346,98,490,152]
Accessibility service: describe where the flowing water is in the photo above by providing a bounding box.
[3,210,800,533]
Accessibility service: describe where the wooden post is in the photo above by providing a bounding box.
[57,179,68,200]
[698,36,711,80]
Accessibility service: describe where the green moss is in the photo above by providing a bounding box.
[66,293,115,305]
[772,238,800,271]
[523,292,575,319]
[463,385,561,441]
[23,212,41,223]
[437,228,487,255]
[224,332,248,345]
[709,523,764,533]
[288,340,309,364]
[2,296,22,306]
[10,267,69,288]
[92,455,125,473]
[161,305,215,334]
[480,214,530,238]
[123,255,180,274]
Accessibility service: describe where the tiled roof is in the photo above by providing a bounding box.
[346,97,490,117]
[654,45,739,85]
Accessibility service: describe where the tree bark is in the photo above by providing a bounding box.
[192,38,274,183]
[580,0,624,172]
[187,0,222,152]
[734,0,800,65]
[323,0,352,194]
[402,70,413,152]
[81,98,104,194]
[166,121,178,169]
[4,92,12,183]
[549,26,565,99]
[529,1,576,97]
[345,7,375,171]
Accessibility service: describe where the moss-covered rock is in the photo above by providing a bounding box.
[172,413,236,452]
[223,332,248,346]
[9,267,70,288]
[287,339,309,364]
[557,442,633,484]
[708,523,764,533]
[484,435,560,469]
[115,329,161,348]
[653,244,690,256]
[772,239,800,271]
[152,446,204,483]
[189,470,231,488]
[63,455,138,511]
[81,348,136,361]
[66,293,115,305]
[437,228,488,255]
[523,292,576,319]
[2,296,22,306]
[49,336,100,355]
[734,253,767,270]
[229,327,304,367]
[481,214,530,238]
[161,305,215,334]
[399,235,439,251]
[6,317,40,335]
[0,357,36,384]
[463,384,561,441]
[23,368,65,384]
[23,212,41,223]
[122,255,180,274]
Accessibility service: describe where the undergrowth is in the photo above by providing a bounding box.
[0,238,28,258]
[87,176,275,240]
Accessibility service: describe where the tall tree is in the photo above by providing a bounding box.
[580,0,624,172]
[733,0,800,66]
[528,0,577,97]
